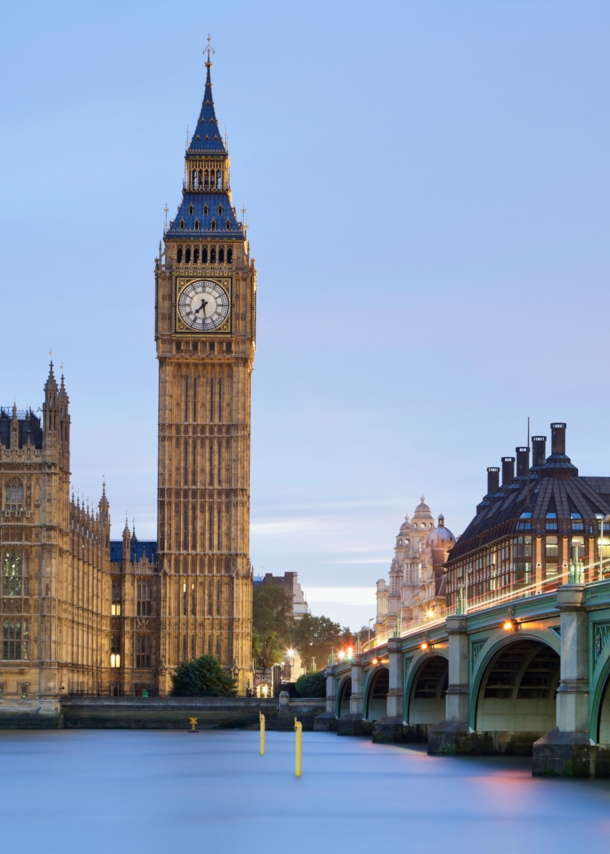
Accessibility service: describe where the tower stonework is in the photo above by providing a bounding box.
[155,52,255,694]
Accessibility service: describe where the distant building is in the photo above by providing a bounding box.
[254,572,309,620]
[375,497,456,633]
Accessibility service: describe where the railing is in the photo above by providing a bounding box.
[361,559,610,655]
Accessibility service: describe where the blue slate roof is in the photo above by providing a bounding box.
[187,65,227,154]
[110,540,158,565]
[0,408,43,450]
[166,191,243,238]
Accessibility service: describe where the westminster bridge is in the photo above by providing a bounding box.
[316,575,610,777]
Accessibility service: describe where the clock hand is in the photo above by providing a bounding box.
[194,299,208,316]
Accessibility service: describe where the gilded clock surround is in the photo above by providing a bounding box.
[175,276,233,335]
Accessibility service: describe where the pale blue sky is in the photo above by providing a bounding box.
[2,1,610,628]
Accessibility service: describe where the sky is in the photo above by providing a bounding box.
[2,0,610,629]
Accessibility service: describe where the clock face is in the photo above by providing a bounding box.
[178,280,230,331]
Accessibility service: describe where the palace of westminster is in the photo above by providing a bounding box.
[2,48,610,707]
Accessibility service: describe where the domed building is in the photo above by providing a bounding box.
[375,498,456,635]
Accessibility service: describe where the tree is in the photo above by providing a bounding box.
[295,670,326,698]
[252,582,294,668]
[171,655,236,697]
[290,614,343,670]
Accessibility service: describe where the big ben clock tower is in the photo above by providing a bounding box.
[155,42,255,694]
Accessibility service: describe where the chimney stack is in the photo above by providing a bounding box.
[516,447,529,478]
[531,436,546,468]
[501,456,515,486]
[551,422,567,456]
[487,467,500,495]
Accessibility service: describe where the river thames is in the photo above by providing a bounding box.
[1,730,609,852]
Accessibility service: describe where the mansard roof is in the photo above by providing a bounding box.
[0,408,43,450]
[186,64,227,155]
[448,425,610,563]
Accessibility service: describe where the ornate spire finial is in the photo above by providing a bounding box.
[421,495,425,503]
[205,34,215,68]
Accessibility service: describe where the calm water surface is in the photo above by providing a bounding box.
[0,730,608,853]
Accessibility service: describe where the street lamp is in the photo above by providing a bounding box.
[599,514,610,580]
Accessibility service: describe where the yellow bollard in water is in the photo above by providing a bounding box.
[189,717,198,733]
[294,719,302,777]
[259,712,266,755]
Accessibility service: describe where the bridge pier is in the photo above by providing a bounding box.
[314,666,337,731]
[428,614,474,754]
[373,637,409,742]
[533,584,610,776]
[337,657,372,736]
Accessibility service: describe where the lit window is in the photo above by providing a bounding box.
[517,511,532,531]
[546,512,558,531]
[3,552,28,596]
[571,513,584,531]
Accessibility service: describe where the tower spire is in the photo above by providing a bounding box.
[205,34,215,70]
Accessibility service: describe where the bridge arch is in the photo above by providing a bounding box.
[472,634,560,735]
[405,653,448,726]
[336,676,352,718]
[364,666,389,721]
[590,633,610,743]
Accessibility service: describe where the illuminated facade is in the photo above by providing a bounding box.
[446,423,610,609]
[375,498,455,633]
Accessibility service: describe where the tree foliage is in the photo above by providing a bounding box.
[290,614,343,670]
[252,583,294,668]
[295,670,326,698]
[171,655,236,697]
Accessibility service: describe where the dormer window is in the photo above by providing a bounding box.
[179,220,185,230]
[203,204,208,216]
[225,220,231,230]
[194,220,200,230]
[196,135,200,140]
[200,118,205,123]
[205,135,209,140]
[214,135,218,140]
[188,205,194,215]
[218,205,223,215]
[211,220,217,231]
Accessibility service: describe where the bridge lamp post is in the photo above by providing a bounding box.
[599,514,610,581]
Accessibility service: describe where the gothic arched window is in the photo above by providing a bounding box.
[198,169,203,186]
[218,204,223,215]
[185,247,191,263]
[227,248,233,263]
[177,247,183,263]
[179,220,185,230]
[225,220,231,230]
[210,247,216,263]
[203,204,209,216]
[193,247,199,263]
[192,169,197,188]
[218,247,225,263]
[188,204,194,215]
[194,220,200,231]
[3,550,29,596]
[216,170,221,188]
[5,478,23,513]
[204,170,209,187]
[202,247,208,263]
[210,220,217,231]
